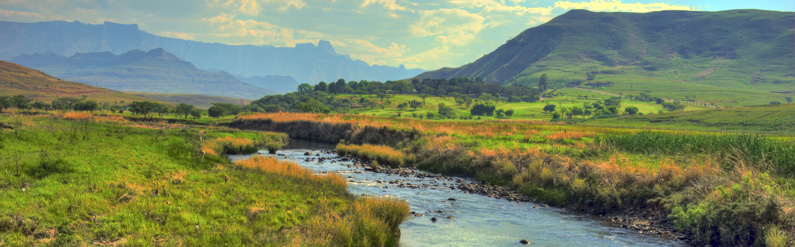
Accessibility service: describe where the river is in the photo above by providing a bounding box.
[230,140,686,247]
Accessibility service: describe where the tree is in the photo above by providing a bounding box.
[0,96,10,112]
[297,83,313,93]
[607,106,618,114]
[154,104,171,117]
[662,102,686,112]
[314,81,328,92]
[470,103,495,116]
[418,94,430,105]
[208,105,226,118]
[74,100,99,112]
[409,100,422,110]
[624,106,639,115]
[505,109,514,117]
[190,109,201,120]
[655,98,665,104]
[52,97,81,111]
[175,103,195,119]
[128,101,160,117]
[10,95,31,109]
[552,112,561,120]
[538,74,548,91]
[770,101,782,105]
[543,104,556,112]
[786,97,793,104]
[570,106,584,117]
[438,103,455,117]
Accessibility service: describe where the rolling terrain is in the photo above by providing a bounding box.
[0,60,158,104]
[418,9,795,107]
[11,48,276,100]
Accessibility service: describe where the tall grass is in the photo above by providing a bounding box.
[597,132,795,175]
[303,196,409,247]
[336,143,407,168]
[235,156,347,191]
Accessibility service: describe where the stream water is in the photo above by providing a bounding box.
[230,140,686,247]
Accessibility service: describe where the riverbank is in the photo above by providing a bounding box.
[239,147,686,246]
[0,112,408,246]
[229,112,794,247]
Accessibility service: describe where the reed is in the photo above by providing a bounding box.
[336,143,407,168]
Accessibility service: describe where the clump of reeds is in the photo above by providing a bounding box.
[62,111,93,121]
[336,143,407,168]
[235,156,346,190]
[301,196,409,246]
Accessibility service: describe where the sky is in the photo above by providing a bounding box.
[1,0,792,70]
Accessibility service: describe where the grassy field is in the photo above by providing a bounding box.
[586,103,795,134]
[339,91,708,121]
[237,112,795,246]
[0,111,408,246]
[126,92,250,109]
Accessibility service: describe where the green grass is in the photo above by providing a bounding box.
[0,113,406,246]
[586,103,795,133]
[339,93,700,121]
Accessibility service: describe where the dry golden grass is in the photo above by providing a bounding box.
[336,143,407,168]
[61,111,93,120]
[544,130,595,141]
[235,156,347,190]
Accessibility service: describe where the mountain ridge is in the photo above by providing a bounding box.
[415,9,794,106]
[11,48,278,100]
[0,20,425,83]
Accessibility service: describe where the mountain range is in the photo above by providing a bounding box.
[0,20,424,84]
[0,60,159,104]
[10,48,276,99]
[418,9,794,107]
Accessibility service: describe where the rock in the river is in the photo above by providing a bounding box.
[448,198,457,201]
[446,216,455,219]
[431,217,437,222]
[520,239,530,245]
[304,152,312,156]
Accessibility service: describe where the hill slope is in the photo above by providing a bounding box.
[11,48,277,100]
[417,9,795,107]
[0,21,424,83]
[0,60,156,104]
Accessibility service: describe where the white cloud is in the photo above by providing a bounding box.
[361,0,408,11]
[554,0,697,12]
[0,8,46,20]
[410,8,485,46]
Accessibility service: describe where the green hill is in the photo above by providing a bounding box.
[417,9,795,107]
[127,92,250,109]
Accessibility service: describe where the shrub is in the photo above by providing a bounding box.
[669,172,781,246]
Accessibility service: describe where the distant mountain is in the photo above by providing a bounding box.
[237,75,301,94]
[416,9,794,106]
[0,21,425,84]
[11,48,277,99]
[0,60,159,104]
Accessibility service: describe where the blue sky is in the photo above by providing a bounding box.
[1,0,792,70]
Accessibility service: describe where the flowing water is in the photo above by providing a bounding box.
[230,141,686,247]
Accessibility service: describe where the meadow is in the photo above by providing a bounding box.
[0,111,408,246]
[237,112,795,247]
[338,89,708,121]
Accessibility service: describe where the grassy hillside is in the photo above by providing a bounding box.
[0,112,408,246]
[127,92,250,109]
[417,9,795,107]
[0,60,160,105]
[586,103,795,133]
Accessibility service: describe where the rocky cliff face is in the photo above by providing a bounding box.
[0,20,424,84]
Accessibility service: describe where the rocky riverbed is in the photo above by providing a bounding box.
[236,148,687,246]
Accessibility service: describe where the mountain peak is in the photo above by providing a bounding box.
[318,40,335,53]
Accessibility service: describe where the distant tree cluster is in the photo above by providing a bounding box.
[245,76,541,114]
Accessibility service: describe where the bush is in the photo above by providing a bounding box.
[669,172,781,246]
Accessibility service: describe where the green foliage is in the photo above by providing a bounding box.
[662,102,686,112]
[470,103,495,116]
[669,173,781,246]
[624,106,639,115]
[598,132,795,175]
[543,104,556,112]
[73,100,98,112]
[128,101,161,117]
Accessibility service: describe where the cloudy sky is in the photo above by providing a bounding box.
[1,0,792,70]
